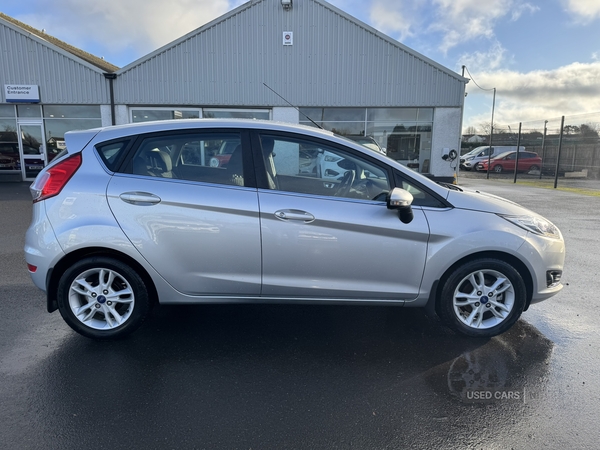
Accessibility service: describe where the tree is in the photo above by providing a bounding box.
[564,125,580,135]
[465,126,478,135]
[580,123,599,138]
[479,122,492,136]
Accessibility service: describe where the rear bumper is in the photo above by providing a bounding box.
[24,203,64,294]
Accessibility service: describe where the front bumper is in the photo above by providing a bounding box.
[517,231,565,304]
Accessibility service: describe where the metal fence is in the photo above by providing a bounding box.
[462,112,600,186]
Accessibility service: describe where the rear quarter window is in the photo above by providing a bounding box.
[95,140,131,172]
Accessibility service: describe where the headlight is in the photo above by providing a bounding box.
[499,214,562,239]
[465,156,473,161]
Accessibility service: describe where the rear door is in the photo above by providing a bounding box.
[106,129,262,296]
[503,153,517,171]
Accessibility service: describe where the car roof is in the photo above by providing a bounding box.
[64,118,451,199]
[66,119,335,142]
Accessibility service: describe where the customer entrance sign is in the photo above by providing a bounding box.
[4,85,40,103]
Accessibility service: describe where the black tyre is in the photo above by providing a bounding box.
[493,165,503,173]
[57,256,151,339]
[529,165,540,172]
[438,258,527,337]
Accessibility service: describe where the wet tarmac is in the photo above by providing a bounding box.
[1,180,599,449]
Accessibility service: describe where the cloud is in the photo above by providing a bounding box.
[14,0,235,63]
[459,40,512,73]
[368,0,539,53]
[429,0,539,52]
[369,0,419,41]
[463,61,600,127]
[563,0,600,23]
[510,3,540,21]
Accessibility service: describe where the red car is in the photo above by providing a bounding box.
[476,151,542,173]
[208,139,240,167]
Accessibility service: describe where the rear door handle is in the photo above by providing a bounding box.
[274,209,315,223]
[119,192,161,205]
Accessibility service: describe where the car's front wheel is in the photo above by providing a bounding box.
[438,258,527,337]
[493,165,503,173]
[57,257,151,339]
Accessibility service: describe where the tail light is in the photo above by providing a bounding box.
[31,153,82,203]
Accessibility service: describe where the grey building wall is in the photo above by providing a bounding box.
[0,18,110,104]
[114,0,466,108]
[430,108,462,178]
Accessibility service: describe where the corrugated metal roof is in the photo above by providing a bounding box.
[115,0,466,108]
[0,14,113,104]
[0,12,119,73]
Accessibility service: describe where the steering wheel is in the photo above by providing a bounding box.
[334,170,355,197]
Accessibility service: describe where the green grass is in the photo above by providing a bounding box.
[514,180,600,197]
[459,175,600,197]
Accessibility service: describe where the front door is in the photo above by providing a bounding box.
[18,123,47,181]
[254,132,430,300]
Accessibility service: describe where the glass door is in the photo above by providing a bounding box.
[18,123,47,181]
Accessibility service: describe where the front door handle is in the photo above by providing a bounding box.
[119,192,162,205]
[274,209,315,223]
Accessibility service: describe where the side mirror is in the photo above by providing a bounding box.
[387,188,414,224]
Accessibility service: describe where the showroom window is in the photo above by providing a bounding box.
[43,105,102,162]
[299,107,433,173]
[131,108,201,123]
[203,109,270,120]
[0,105,18,172]
[131,108,270,123]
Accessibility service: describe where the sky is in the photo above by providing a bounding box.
[2,0,600,133]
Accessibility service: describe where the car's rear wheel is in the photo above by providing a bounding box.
[57,257,151,339]
[493,165,503,173]
[438,258,527,337]
[529,165,540,172]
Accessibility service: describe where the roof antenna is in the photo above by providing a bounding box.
[263,82,323,129]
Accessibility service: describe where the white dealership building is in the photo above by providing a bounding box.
[1,0,467,182]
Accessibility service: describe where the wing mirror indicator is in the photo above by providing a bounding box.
[387,188,414,224]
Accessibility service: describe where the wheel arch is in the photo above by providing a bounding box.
[432,250,534,317]
[46,247,159,313]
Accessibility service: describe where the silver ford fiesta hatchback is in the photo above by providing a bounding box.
[25,120,565,339]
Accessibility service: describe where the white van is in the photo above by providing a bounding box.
[460,146,525,171]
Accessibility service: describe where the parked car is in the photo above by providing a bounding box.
[208,138,240,167]
[460,145,525,171]
[476,151,542,173]
[25,119,565,340]
[0,143,21,170]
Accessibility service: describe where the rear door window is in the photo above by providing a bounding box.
[129,132,246,186]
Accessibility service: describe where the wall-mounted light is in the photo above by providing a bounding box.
[281,0,292,11]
